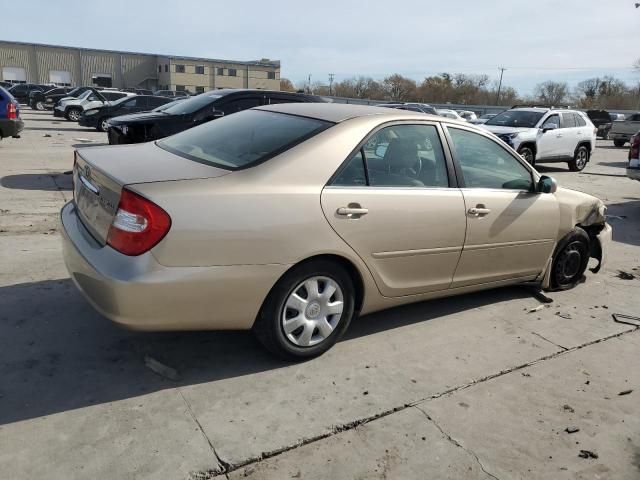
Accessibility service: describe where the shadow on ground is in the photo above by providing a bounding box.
[606,198,640,248]
[0,278,531,425]
[23,126,93,132]
[1,172,72,191]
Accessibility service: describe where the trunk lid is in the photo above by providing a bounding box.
[73,142,231,245]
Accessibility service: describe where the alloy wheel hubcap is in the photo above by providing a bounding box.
[281,276,344,347]
[576,150,587,168]
[70,111,79,120]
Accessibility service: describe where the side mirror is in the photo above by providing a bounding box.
[541,123,558,133]
[537,175,557,194]
[211,108,224,118]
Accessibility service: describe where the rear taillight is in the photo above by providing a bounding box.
[106,188,171,256]
[7,102,17,120]
[593,127,597,135]
[630,135,640,161]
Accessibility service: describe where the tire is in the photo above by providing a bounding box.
[97,117,109,132]
[550,228,590,291]
[613,139,626,147]
[253,259,355,360]
[34,101,45,111]
[568,145,589,171]
[518,146,536,167]
[66,108,81,122]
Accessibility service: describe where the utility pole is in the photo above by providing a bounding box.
[308,74,312,94]
[496,67,506,105]
[328,73,335,96]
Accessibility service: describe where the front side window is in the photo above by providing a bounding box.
[158,110,331,170]
[219,97,261,115]
[332,124,449,188]
[448,127,533,190]
[542,114,560,128]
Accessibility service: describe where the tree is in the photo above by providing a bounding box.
[382,74,416,101]
[280,78,295,92]
[533,81,569,105]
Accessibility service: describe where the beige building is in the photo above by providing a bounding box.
[0,40,281,93]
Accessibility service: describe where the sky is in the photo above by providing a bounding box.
[4,0,640,95]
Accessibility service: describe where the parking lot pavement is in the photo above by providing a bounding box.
[1,110,639,479]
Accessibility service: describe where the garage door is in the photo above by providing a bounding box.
[49,70,72,86]
[2,67,27,83]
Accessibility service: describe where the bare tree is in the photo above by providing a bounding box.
[533,81,569,105]
[383,74,416,102]
[280,78,295,92]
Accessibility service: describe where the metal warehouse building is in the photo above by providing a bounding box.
[0,40,281,93]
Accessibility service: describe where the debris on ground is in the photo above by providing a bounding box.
[618,389,633,396]
[528,305,545,313]
[43,134,51,137]
[72,137,94,143]
[565,426,580,434]
[563,404,575,413]
[616,270,636,280]
[524,288,554,304]
[144,355,181,381]
[578,449,598,459]
[556,312,572,319]
[612,314,640,327]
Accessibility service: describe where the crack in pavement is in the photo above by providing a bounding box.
[412,405,501,480]
[200,326,639,478]
[178,389,230,478]
[530,331,568,351]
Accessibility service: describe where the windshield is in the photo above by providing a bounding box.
[162,94,222,115]
[480,114,495,119]
[485,110,544,128]
[159,110,332,170]
[77,90,92,101]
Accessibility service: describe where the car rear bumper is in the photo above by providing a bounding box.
[0,118,24,137]
[78,115,98,128]
[60,201,288,331]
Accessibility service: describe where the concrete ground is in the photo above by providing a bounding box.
[1,110,639,480]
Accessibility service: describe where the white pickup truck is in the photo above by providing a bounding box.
[609,112,640,147]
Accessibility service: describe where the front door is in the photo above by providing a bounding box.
[445,126,560,287]
[536,113,561,159]
[321,123,467,297]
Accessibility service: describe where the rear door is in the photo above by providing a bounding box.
[445,126,559,287]
[321,122,466,297]
[560,112,579,156]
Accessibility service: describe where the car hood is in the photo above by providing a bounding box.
[479,125,534,135]
[108,111,173,125]
[555,187,606,226]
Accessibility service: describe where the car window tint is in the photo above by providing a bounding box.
[575,113,586,127]
[158,110,331,170]
[219,97,261,115]
[561,112,576,128]
[332,150,367,187]
[448,127,533,191]
[363,124,449,188]
[268,96,301,104]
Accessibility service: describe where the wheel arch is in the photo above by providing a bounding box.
[518,141,537,156]
[253,253,366,327]
[575,141,592,153]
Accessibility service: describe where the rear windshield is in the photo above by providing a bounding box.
[158,109,332,170]
[485,110,544,128]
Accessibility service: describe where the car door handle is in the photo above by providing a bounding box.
[337,207,368,216]
[467,207,491,216]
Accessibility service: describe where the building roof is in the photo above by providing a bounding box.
[0,39,280,68]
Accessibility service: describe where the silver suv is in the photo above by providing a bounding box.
[480,107,597,171]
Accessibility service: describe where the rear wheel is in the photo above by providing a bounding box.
[550,228,590,290]
[253,260,355,360]
[613,139,626,147]
[568,145,589,171]
[518,146,536,167]
[66,108,81,122]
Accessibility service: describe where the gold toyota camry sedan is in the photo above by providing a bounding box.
[61,103,612,359]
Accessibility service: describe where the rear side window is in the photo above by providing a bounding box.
[561,112,576,128]
[575,113,586,127]
[158,110,332,170]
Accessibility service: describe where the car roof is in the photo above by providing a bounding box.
[255,102,455,124]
